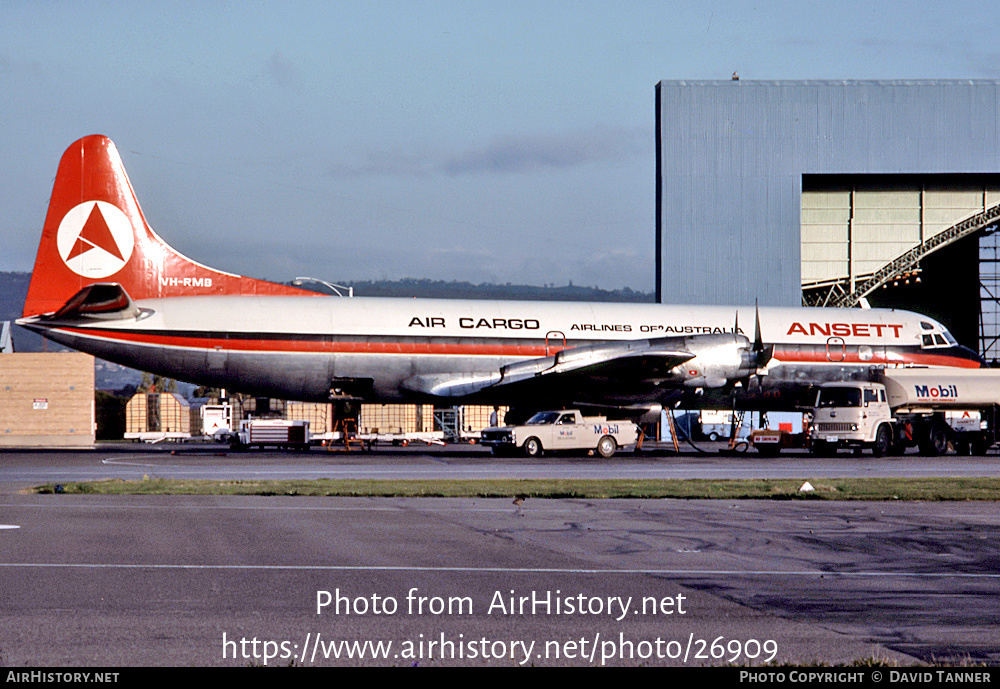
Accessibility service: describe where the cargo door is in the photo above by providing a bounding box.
[545,331,566,356]
[826,337,845,362]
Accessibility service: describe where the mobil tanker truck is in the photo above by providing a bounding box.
[810,368,1000,456]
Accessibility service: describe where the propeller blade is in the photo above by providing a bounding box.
[753,300,763,352]
[756,344,775,368]
[752,300,774,368]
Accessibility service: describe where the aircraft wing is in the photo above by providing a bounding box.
[400,333,761,399]
[497,339,695,386]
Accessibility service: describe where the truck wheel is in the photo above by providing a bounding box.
[872,424,892,457]
[522,437,543,457]
[596,435,617,458]
[919,421,950,456]
[811,441,835,457]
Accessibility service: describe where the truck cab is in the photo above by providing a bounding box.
[811,382,894,456]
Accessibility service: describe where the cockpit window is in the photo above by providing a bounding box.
[919,322,959,349]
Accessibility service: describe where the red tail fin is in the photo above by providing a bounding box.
[23,135,315,317]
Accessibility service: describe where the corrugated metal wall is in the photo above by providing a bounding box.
[656,80,1000,306]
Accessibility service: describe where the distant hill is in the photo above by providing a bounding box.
[315,277,654,303]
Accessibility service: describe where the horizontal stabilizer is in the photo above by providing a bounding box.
[49,284,139,321]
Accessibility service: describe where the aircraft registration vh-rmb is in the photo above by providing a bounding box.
[17,136,985,419]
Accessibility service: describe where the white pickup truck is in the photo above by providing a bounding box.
[480,410,639,458]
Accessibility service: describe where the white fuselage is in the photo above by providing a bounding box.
[22,295,982,410]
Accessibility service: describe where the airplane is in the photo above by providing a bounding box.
[17,135,985,420]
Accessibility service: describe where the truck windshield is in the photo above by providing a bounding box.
[526,412,561,425]
[816,387,862,408]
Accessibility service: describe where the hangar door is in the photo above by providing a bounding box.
[800,174,1000,357]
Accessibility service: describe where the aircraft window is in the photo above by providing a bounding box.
[944,331,958,345]
[934,334,948,346]
[920,321,935,330]
[922,334,935,347]
[816,387,862,408]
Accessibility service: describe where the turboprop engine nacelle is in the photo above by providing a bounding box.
[665,333,769,388]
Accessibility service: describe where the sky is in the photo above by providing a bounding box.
[3,1,1000,292]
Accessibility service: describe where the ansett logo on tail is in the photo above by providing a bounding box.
[56,201,134,278]
[914,384,960,400]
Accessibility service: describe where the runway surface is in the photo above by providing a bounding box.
[2,444,999,666]
[4,441,1000,486]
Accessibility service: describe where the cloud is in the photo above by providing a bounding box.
[326,125,645,178]
[326,150,439,178]
[441,126,643,174]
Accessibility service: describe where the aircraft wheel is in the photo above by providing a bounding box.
[872,424,892,457]
[522,437,543,457]
[596,435,617,458]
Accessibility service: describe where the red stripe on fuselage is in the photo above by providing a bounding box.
[772,348,981,368]
[56,327,553,357]
[52,327,983,368]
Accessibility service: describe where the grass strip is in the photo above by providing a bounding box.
[29,477,1000,500]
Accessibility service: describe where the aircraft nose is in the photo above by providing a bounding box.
[957,345,987,367]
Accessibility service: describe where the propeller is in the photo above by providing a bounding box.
[732,301,774,388]
[751,301,774,370]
